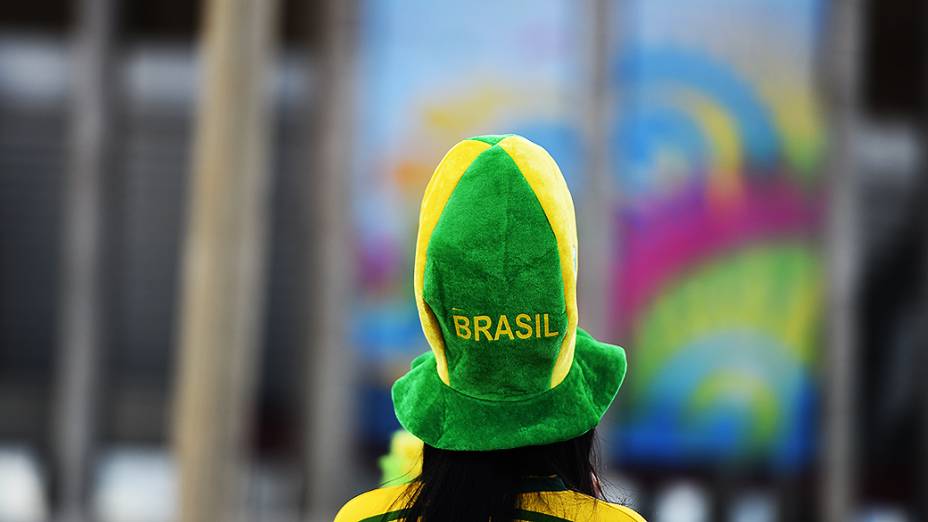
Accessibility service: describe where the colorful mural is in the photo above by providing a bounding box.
[353,0,585,443]
[611,0,826,467]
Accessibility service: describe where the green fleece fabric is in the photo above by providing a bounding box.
[423,145,566,399]
[393,328,626,450]
[468,134,512,145]
[392,135,627,451]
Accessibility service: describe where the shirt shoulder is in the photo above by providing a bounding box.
[333,484,411,522]
[523,490,647,522]
[592,500,648,522]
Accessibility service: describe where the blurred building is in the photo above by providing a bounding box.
[0,1,925,521]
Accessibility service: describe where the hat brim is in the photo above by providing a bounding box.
[391,328,627,451]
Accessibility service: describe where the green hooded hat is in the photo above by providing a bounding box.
[392,134,627,451]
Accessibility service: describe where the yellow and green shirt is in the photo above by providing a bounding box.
[334,477,646,522]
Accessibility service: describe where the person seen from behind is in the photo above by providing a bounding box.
[336,135,645,521]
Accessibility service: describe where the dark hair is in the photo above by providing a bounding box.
[397,428,602,522]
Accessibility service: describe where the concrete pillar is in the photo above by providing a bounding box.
[820,0,863,520]
[173,1,279,520]
[303,0,357,519]
[52,0,117,519]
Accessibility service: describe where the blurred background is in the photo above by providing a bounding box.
[0,0,925,521]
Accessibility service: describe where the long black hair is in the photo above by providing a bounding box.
[397,428,602,521]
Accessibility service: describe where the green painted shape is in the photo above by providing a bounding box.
[631,243,821,388]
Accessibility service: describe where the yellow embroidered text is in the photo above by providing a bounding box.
[450,313,561,342]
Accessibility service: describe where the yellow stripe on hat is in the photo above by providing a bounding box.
[497,136,578,388]
[414,139,492,385]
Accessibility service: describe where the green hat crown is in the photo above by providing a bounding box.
[393,134,627,450]
[420,134,575,400]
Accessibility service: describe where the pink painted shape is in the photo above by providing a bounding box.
[610,178,822,334]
